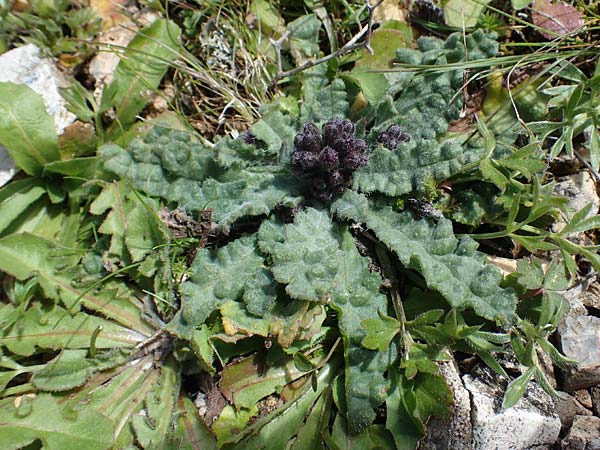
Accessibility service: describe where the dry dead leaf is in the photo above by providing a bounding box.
[531,0,584,39]
[372,0,409,24]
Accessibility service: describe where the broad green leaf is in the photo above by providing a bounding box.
[301,78,349,126]
[353,138,482,196]
[290,388,330,450]
[444,0,491,28]
[331,230,392,432]
[333,191,517,323]
[502,366,535,409]
[33,349,126,392]
[171,397,217,450]
[0,82,59,175]
[268,208,342,302]
[167,235,264,338]
[0,233,154,334]
[0,178,46,234]
[512,0,532,9]
[0,393,113,450]
[249,106,297,156]
[329,415,396,450]
[133,359,178,450]
[101,128,301,229]
[0,303,144,356]
[104,19,182,139]
[288,14,321,63]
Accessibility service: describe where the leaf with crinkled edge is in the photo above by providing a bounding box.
[266,208,342,302]
[250,105,297,157]
[370,30,499,141]
[332,229,392,432]
[301,77,350,126]
[100,127,302,229]
[166,235,265,338]
[332,191,517,323]
[353,138,484,196]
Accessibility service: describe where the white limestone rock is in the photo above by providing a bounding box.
[417,360,472,450]
[463,368,561,450]
[0,44,75,186]
[558,315,600,391]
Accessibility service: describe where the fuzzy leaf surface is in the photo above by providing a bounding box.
[267,208,342,302]
[353,138,482,196]
[0,393,113,450]
[333,191,517,323]
[167,235,264,338]
[101,128,301,229]
[331,230,392,432]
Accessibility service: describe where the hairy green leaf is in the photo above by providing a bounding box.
[267,208,342,302]
[133,359,178,450]
[353,138,481,196]
[101,128,301,229]
[171,397,217,450]
[0,83,60,175]
[331,230,392,432]
[167,235,264,338]
[32,349,126,392]
[333,191,517,323]
[0,178,46,235]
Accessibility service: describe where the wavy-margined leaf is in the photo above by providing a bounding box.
[90,180,168,263]
[133,358,178,450]
[333,191,517,323]
[0,393,114,450]
[265,208,342,302]
[353,138,483,196]
[0,233,154,334]
[301,77,349,126]
[371,30,498,141]
[167,235,265,338]
[103,19,181,140]
[0,83,60,175]
[0,303,145,356]
[100,128,301,229]
[332,230,392,432]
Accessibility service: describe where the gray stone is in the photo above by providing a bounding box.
[560,415,600,450]
[591,386,600,416]
[463,368,561,450]
[554,392,592,430]
[417,360,472,450]
[574,389,593,410]
[558,315,600,391]
[0,44,75,186]
[552,172,600,245]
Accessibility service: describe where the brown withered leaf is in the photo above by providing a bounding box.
[531,0,584,39]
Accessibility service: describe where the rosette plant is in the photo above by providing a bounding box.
[0,28,586,450]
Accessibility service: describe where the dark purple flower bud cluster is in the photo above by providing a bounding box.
[291,119,368,201]
[377,125,410,150]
